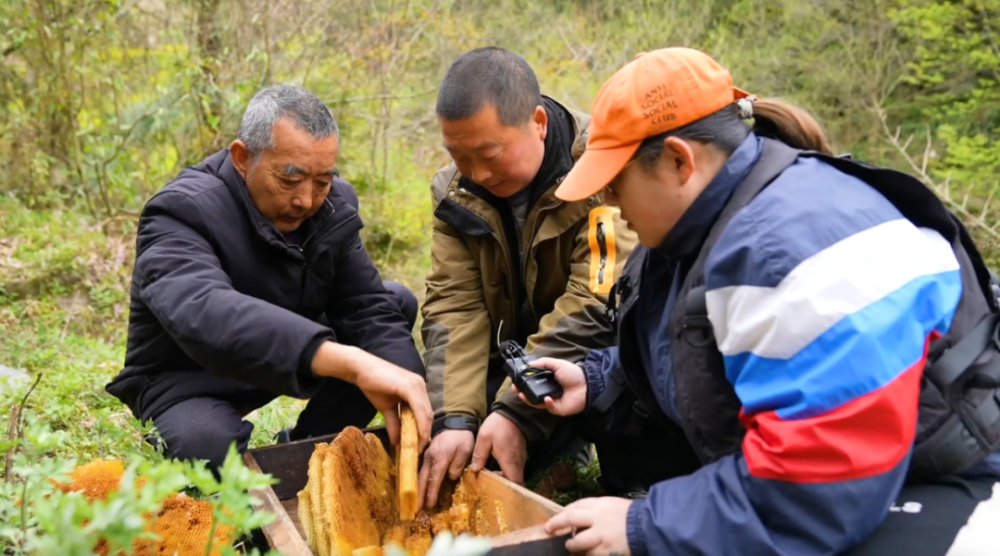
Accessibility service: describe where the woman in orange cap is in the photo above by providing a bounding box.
[515,47,1000,556]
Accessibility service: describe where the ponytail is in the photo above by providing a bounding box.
[634,97,834,170]
[749,98,834,155]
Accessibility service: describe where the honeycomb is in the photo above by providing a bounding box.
[54,459,130,501]
[121,494,233,556]
[56,459,234,556]
[298,427,504,556]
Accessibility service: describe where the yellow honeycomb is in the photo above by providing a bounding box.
[298,427,498,556]
[57,459,233,556]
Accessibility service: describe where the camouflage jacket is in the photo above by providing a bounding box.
[420,97,637,441]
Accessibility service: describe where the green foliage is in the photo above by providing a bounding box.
[892,0,1000,155]
[0,195,315,470]
[891,0,1000,130]
[886,0,1000,256]
[0,416,280,556]
[524,453,606,508]
[4,0,999,268]
[2,0,1000,551]
[935,126,1000,192]
[705,0,906,162]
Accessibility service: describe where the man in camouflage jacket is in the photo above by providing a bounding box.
[417,47,637,508]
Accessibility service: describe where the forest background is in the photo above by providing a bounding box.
[1,0,999,552]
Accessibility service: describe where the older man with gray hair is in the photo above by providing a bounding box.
[106,85,432,467]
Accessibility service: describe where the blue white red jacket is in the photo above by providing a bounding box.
[578,133,998,555]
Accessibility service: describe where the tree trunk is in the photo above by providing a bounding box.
[195,0,225,154]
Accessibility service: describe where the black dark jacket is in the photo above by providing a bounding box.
[106,149,424,420]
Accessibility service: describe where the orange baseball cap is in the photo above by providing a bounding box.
[556,47,750,202]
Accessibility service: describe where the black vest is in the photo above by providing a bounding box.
[599,138,1000,480]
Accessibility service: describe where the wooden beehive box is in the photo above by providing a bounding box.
[245,427,571,556]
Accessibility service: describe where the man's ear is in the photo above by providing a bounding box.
[533,105,548,141]
[662,136,696,186]
[230,140,251,179]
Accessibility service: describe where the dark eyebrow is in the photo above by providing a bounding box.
[283,164,307,176]
[281,164,336,178]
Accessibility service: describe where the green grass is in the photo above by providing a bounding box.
[525,453,606,507]
[0,199,293,554]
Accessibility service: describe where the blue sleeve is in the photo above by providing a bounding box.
[627,161,963,556]
[581,346,617,408]
[579,347,634,435]
[627,453,911,556]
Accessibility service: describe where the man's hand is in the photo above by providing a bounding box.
[311,341,432,450]
[417,429,474,509]
[512,357,587,416]
[468,412,528,485]
[545,497,633,556]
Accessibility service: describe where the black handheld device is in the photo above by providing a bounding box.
[498,339,564,405]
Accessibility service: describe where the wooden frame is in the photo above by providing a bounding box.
[245,428,571,556]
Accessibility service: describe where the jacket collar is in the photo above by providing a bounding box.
[527,95,579,208]
[655,133,763,261]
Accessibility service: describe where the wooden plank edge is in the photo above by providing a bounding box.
[244,451,314,556]
[248,433,338,455]
[248,426,390,458]
[467,469,565,515]
[489,524,561,548]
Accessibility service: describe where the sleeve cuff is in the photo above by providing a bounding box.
[581,353,608,410]
[297,332,335,396]
[432,413,481,438]
[626,498,649,556]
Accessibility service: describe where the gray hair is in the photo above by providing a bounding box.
[237,84,339,158]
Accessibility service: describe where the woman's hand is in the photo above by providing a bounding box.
[545,497,633,556]
[512,357,588,416]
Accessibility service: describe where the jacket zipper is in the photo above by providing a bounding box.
[494,230,521,343]
[294,211,359,311]
[597,221,608,285]
[452,186,522,345]
[621,251,686,435]
[459,187,562,345]
[500,192,563,342]
[300,204,337,252]
[522,198,560,316]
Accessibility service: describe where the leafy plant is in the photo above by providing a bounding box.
[3,0,1000,553]
[1,414,280,556]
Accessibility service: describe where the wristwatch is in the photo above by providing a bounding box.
[431,414,480,437]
